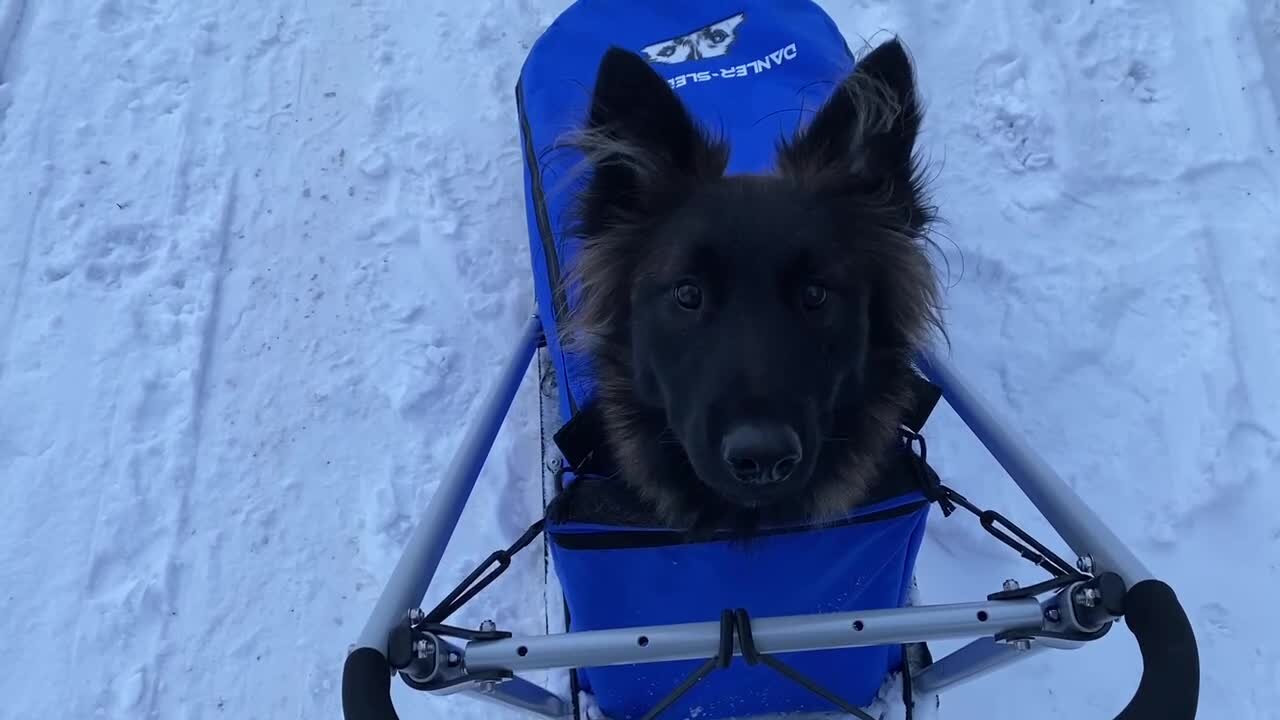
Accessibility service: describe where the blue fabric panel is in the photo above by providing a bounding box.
[547,493,931,719]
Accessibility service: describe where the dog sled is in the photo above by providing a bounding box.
[341,1,1200,718]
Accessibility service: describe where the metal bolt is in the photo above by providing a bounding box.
[1044,608,1061,623]
[1076,555,1095,574]
[479,619,497,633]
[545,457,563,472]
[408,608,425,625]
[1013,639,1032,651]
[478,680,497,694]
[447,652,461,667]
[1078,588,1101,608]
[1002,579,1020,592]
[414,639,433,660]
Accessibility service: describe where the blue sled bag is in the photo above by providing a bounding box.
[516,2,937,718]
[544,485,932,720]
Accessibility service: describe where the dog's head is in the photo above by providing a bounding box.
[564,39,942,522]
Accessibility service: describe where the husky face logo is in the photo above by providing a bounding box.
[642,13,745,65]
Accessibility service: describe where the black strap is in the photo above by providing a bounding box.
[424,518,546,624]
[901,428,1088,587]
[552,401,614,475]
[641,609,878,720]
[902,372,943,434]
[901,646,915,720]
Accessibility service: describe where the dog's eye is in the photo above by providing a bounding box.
[674,282,702,310]
[801,284,828,310]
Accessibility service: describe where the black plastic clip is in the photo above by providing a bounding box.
[901,428,956,516]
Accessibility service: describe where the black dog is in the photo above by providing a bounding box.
[560,39,944,536]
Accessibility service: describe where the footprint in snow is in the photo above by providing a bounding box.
[95,0,162,34]
[970,52,1056,174]
[43,223,161,291]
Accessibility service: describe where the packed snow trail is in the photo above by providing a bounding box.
[0,1,1276,719]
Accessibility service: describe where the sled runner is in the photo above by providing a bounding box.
[342,1,1200,718]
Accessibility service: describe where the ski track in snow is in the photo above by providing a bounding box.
[0,0,1277,718]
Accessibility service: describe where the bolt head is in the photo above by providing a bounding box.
[479,680,497,694]
[1076,555,1095,574]
[479,619,497,633]
[1013,639,1032,651]
[1002,579,1020,592]
[1074,587,1101,608]
[414,639,433,659]
[408,608,426,625]
[1044,608,1061,623]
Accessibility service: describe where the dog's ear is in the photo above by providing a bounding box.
[777,38,921,192]
[779,39,942,351]
[578,47,726,219]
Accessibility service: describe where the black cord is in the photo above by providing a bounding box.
[636,609,883,720]
[425,518,546,624]
[902,645,915,720]
[734,609,879,720]
[903,428,1086,583]
[639,610,735,720]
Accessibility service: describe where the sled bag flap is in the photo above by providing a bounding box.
[547,492,930,720]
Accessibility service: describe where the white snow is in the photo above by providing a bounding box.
[0,1,1277,719]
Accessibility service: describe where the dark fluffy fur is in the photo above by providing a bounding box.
[559,38,944,537]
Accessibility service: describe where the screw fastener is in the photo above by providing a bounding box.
[414,639,433,660]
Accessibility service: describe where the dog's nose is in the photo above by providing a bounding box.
[721,423,802,485]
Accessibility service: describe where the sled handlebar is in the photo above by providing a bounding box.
[340,582,1199,720]
[342,648,400,720]
[1112,579,1199,720]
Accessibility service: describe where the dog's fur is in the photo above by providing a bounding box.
[559,38,944,537]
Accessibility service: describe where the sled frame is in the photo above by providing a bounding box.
[349,311,1152,719]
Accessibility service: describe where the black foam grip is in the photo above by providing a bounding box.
[342,647,401,720]
[1114,580,1199,720]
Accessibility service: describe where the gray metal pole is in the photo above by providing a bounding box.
[919,350,1153,587]
[464,599,1044,673]
[464,678,573,719]
[912,636,1050,693]
[354,314,543,651]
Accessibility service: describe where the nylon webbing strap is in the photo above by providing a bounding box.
[902,371,942,434]
[552,401,611,474]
